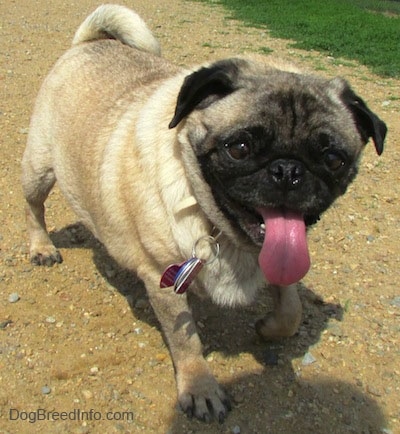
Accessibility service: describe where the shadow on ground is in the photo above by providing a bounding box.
[50,222,385,433]
[169,374,386,433]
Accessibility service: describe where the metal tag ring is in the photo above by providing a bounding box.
[192,235,220,265]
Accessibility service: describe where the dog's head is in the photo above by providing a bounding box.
[170,58,387,286]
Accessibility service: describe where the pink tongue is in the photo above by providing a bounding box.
[258,208,310,286]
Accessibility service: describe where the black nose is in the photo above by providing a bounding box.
[269,159,305,190]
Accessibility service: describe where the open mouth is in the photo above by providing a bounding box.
[241,213,266,246]
[240,206,320,246]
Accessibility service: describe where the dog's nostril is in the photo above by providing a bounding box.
[269,159,305,189]
[270,162,284,179]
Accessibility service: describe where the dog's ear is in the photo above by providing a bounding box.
[169,60,241,128]
[332,78,387,155]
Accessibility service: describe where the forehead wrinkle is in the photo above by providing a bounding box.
[189,72,346,155]
[255,83,334,146]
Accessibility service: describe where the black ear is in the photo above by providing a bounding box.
[169,60,240,129]
[340,85,387,156]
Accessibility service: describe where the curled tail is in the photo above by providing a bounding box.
[72,4,161,56]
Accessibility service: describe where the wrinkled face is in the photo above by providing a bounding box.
[190,81,365,245]
[170,58,386,285]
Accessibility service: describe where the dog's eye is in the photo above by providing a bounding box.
[324,151,346,171]
[224,142,251,160]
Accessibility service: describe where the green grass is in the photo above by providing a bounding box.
[197,0,400,78]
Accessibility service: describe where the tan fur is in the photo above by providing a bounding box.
[72,4,161,55]
[21,7,272,420]
[22,4,384,422]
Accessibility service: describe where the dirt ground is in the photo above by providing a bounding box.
[1,1,399,433]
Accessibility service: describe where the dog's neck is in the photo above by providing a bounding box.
[174,195,222,240]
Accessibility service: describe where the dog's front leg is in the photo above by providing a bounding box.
[256,284,302,339]
[145,281,231,423]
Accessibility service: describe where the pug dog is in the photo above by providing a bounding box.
[21,4,386,423]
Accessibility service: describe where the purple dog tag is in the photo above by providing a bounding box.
[160,262,184,288]
[173,257,204,294]
[160,234,219,294]
[160,258,204,294]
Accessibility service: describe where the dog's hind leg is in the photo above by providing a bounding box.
[21,141,62,266]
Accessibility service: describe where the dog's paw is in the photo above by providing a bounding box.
[255,313,299,340]
[30,247,63,266]
[176,363,231,423]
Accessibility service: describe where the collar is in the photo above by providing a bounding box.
[173,195,198,214]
